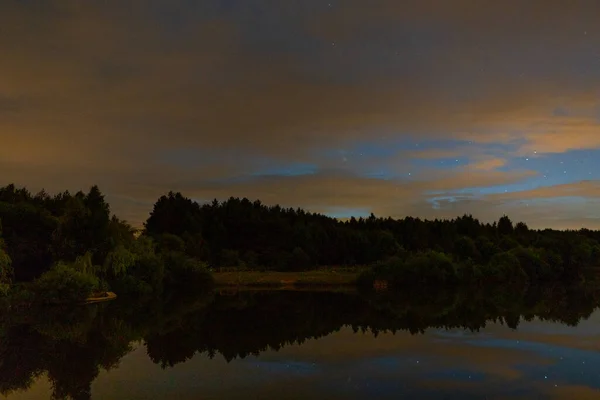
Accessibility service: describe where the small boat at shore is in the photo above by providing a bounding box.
[84,291,117,304]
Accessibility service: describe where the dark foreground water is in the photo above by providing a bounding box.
[2,285,600,399]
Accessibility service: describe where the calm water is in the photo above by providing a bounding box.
[2,286,600,399]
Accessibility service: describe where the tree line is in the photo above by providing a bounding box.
[145,191,600,285]
[1,183,600,301]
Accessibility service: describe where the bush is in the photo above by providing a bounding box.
[0,283,9,297]
[111,275,153,296]
[33,264,100,305]
[243,250,259,268]
[537,254,564,281]
[487,252,528,283]
[0,247,12,284]
[162,251,214,289]
[289,247,311,270]
[158,233,186,253]
[475,236,499,264]
[455,259,483,281]
[499,236,519,251]
[124,235,165,293]
[131,253,165,293]
[399,251,457,284]
[360,251,460,288]
[103,245,137,279]
[453,236,480,262]
[221,249,243,268]
[508,246,560,282]
[356,256,403,289]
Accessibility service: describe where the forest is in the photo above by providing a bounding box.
[1,183,600,304]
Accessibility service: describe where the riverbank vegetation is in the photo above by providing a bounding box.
[212,269,363,287]
[0,184,212,306]
[2,183,600,303]
[144,190,600,288]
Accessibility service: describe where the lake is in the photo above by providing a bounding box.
[2,285,600,399]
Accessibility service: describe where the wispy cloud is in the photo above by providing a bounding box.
[0,1,599,228]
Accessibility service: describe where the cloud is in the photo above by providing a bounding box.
[2,1,597,152]
[490,181,600,201]
[0,1,599,227]
[544,385,600,400]
[421,181,600,229]
[466,157,508,171]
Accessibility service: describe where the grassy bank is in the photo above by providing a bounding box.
[212,269,362,287]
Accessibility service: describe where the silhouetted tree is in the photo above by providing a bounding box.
[498,215,514,236]
[0,218,13,285]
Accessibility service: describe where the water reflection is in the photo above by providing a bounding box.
[2,284,600,399]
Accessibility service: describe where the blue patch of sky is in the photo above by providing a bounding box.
[314,137,528,181]
[396,138,469,151]
[507,148,600,183]
[427,194,590,213]
[360,169,396,180]
[323,207,371,219]
[320,136,520,161]
[410,157,470,169]
[433,148,600,197]
[349,140,406,158]
[427,195,473,210]
[410,137,519,155]
[250,162,318,177]
[405,139,520,171]
[440,181,541,197]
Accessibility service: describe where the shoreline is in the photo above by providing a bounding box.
[212,270,360,287]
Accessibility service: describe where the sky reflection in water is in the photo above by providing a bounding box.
[3,289,600,400]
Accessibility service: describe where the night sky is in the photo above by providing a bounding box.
[1,1,600,229]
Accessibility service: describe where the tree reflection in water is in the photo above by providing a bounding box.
[1,283,600,399]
